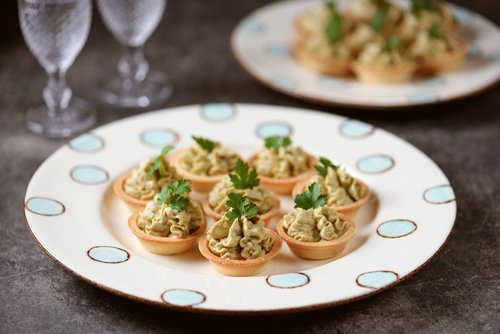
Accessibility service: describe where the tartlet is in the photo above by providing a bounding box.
[277,214,356,260]
[248,153,317,195]
[416,40,469,75]
[351,61,417,83]
[113,171,148,212]
[292,39,352,76]
[198,228,282,276]
[128,212,207,255]
[293,178,371,219]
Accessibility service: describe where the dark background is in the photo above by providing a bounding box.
[1,0,499,333]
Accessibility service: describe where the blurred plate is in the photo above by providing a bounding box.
[231,0,500,108]
[24,104,456,313]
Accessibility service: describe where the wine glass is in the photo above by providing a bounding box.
[18,0,96,138]
[96,0,172,108]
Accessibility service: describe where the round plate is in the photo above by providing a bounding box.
[24,104,456,314]
[231,0,500,109]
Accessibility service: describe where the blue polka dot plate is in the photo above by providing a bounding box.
[231,0,500,108]
[24,104,456,313]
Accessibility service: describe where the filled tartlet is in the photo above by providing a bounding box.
[277,183,356,260]
[128,179,206,255]
[293,157,370,219]
[293,1,353,76]
[114,145,180,212]
[248,136,316,195]
[409,24,468,74]
[352,35,417,83]
[399,0,458,43]
[169,136,241,192]
[198,193,282,276]
[203,160,280,223]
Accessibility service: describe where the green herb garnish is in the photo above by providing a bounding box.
[371,6,388,33]
[147,145,174,176]
[428,23,440,39]
[156,179,192,211]
[383,35,402,52]
[224,193,259,221]
[314,157,339,177]
[264,135,292,150]
[229,160,260,190]
[411,0,436,17]
[325,0,343,43]
[192,135,215,153]
[294,183,327,210]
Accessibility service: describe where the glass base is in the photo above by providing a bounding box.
[100,70,172,108]
[25,98,96,138]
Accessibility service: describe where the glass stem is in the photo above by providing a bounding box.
[118,46,149,93]
[43,69,72,118]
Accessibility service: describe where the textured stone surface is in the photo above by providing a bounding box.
[1,0,499,333]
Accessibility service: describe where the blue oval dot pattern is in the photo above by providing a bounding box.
[239,18,264,33]
[140,129,179,147]
[377,220,417,238]
[408,91,438,103]
[357,271,399,289]
[424,185,455,204]
[88,246,129,264]
[317,75,346,89]
[453,7,471,25]
[340,120,375,138]
[70,165,109,185]
[161,289,206,307]
[272,77,295,90]
[266,44,290,56]
[357,154,394,174]
[201,103,236,121]
[266,273,310,289]
[25,197,65,216]
[69,134,104,153]
[257,121,292,138]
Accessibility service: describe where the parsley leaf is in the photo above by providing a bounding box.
[411,0,436,17]
[229,159,260,190]
[156,179,192,211]
[294,183,327,210]
[224,193,259,221]
[192,135,215,152]
[325,0,343,43]
[264,135,292,150]
[371,6,388,33]
[428,23,440,39]
[314,156,339,177]
[383,35,402,53]
[147,145,174,176]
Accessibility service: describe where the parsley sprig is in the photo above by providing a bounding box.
[411,0,436,17]
[147,145,174,176]
[156,179,192,211]
[428,23,440,39]
[224,193,259,221]
[383,35,402,53]
[264,135,292,150]
[294,183,327,210]
[371,6,388,33]
[192,135,215,153]
[315,157,339,177]
[229,160,260,190]
[325,0,343,43]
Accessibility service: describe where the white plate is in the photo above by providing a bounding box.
[24,104,456,314]
[231,0,500,108]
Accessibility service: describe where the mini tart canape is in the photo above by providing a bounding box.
[202,160,281,223]
[113,145,179,212]
[169,136,241,192]
[278,184,356,260]
[409,29,469,75]
[352,36,417,84]
[128,180,206,255]
[248,136,317,195]
[199,194,282,276]
[292,158,371,219]
[277,214,355,260]
[293,2,353,76]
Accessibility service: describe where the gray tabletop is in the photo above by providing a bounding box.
[1,0,499,333]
